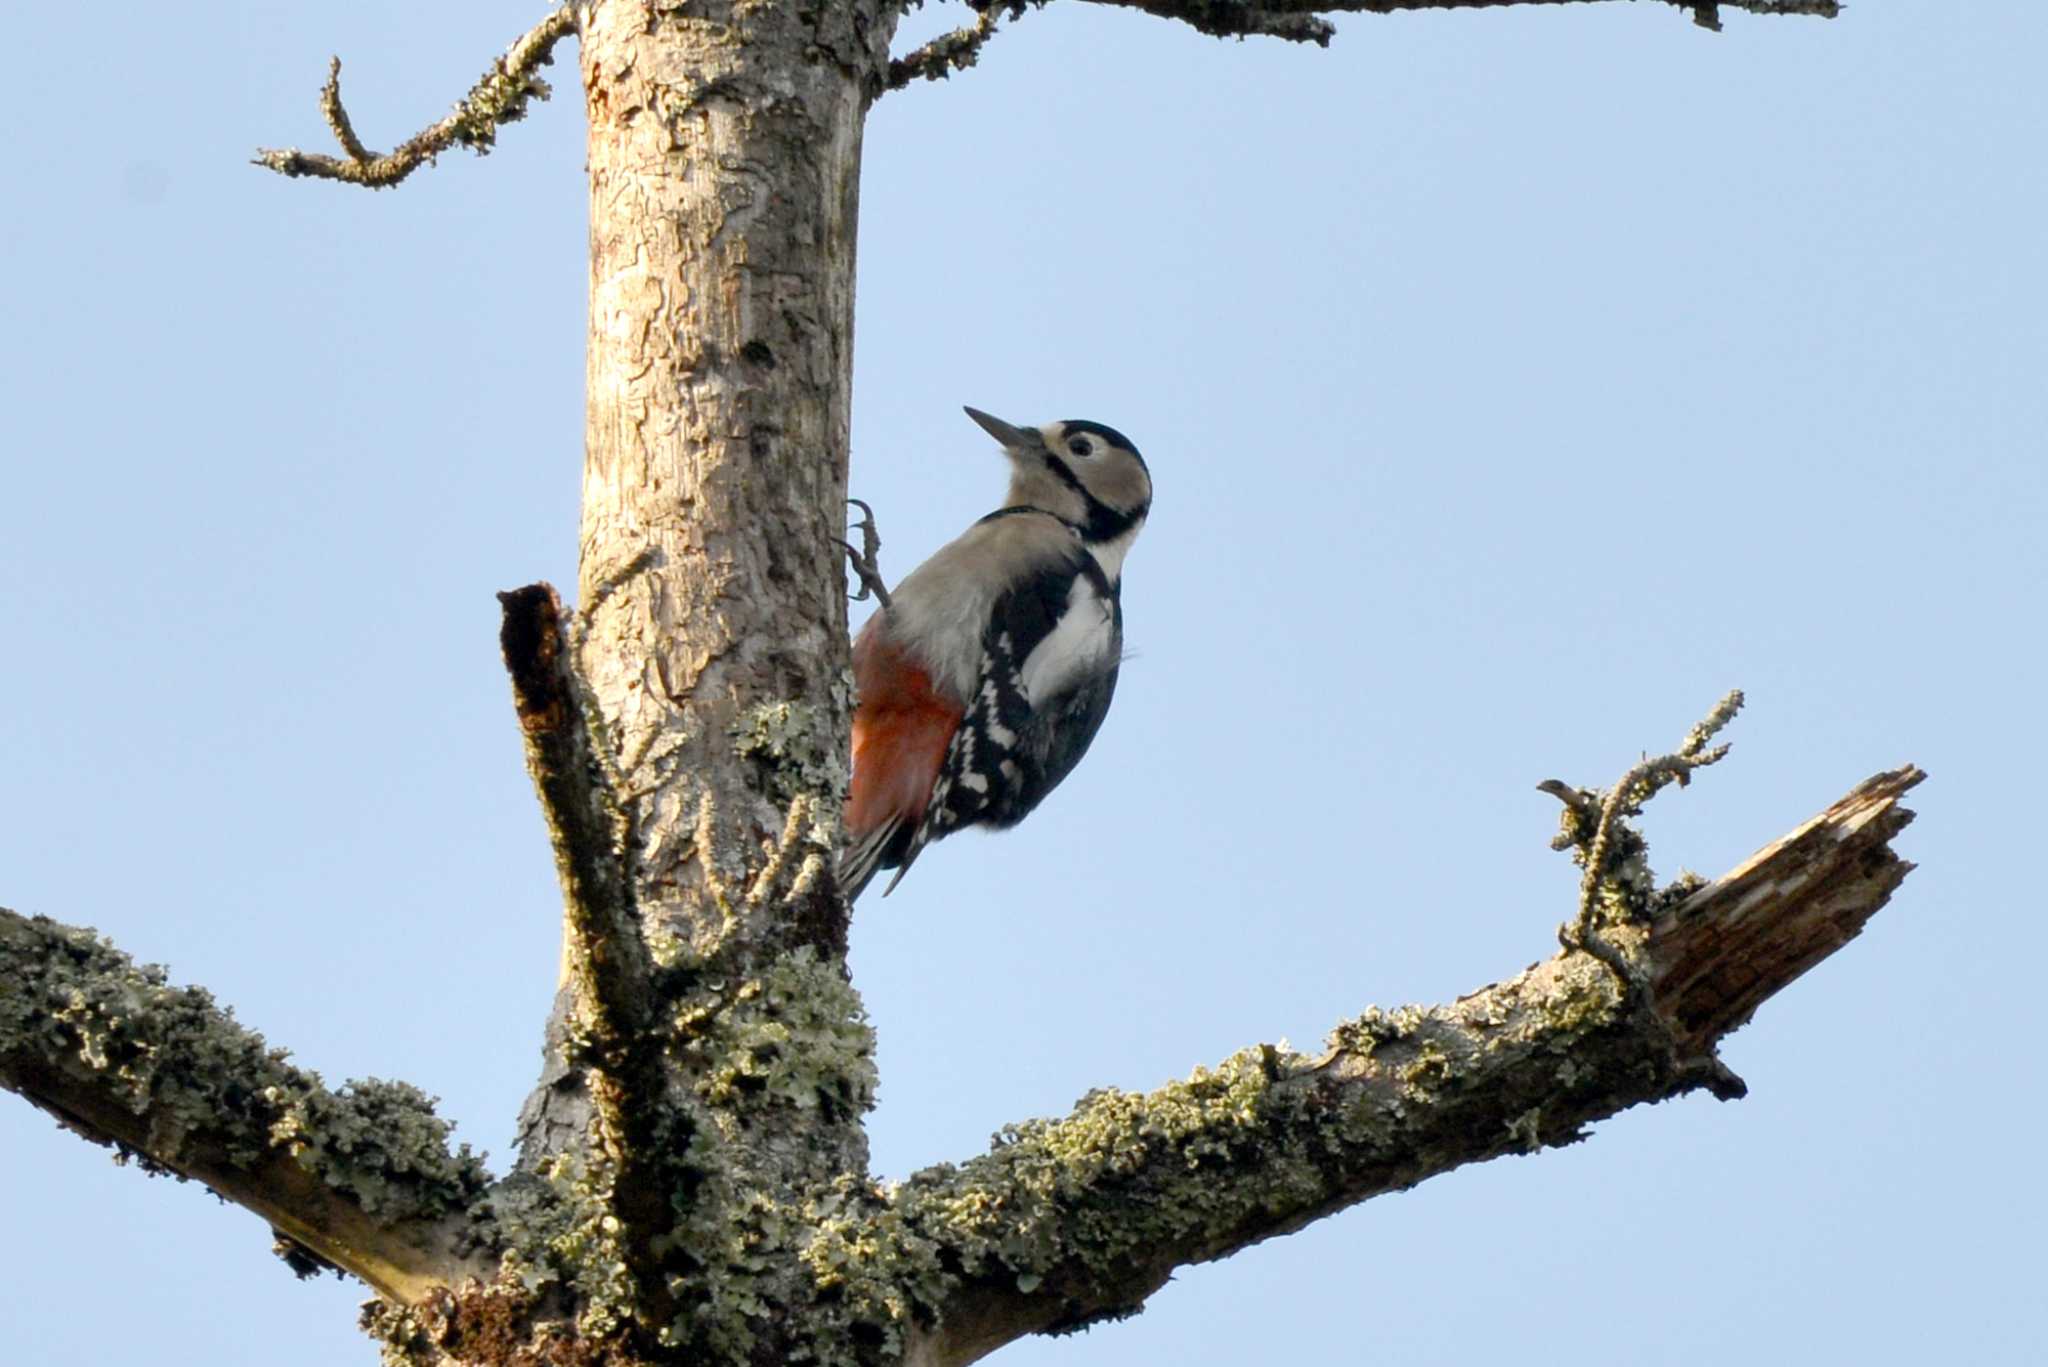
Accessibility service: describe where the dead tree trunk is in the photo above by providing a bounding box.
[491,2,903,1357]
[3,3,1884,1366]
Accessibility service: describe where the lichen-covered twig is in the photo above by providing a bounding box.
[889,763,1920,1365]
[1074,0,1838,47]
[1578,688,1744,920]
[254,7,579,189]
[1539,690,1743,986]
[885,4,1022,93]
[0,910,494,1301]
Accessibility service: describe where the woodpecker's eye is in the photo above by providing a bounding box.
[1067,437,1094,458]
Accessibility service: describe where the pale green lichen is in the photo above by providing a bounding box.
[646,1135,902,1362]
[504,945,893,1364]
[1399,1040,1455,1094]
[267,1078,490,1217]
[1326,1002,1431,1058]
[679,946,877,1123]
[506,1151,641,1339]
[862,1044,1333,1313]
[659,1172,805,1356]
[2,912,491,1228]
[10,880,1707,1366]
[798,1178,951,1356]
[732,695,851,804]
[359,1295,432,1367]
[1539,951,1631,1035]
[466,1173,576,1290]
[645,922,689,970]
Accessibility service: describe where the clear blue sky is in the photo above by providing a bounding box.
[4,2,2041,1363]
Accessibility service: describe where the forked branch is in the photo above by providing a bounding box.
[1540,688,1745,981]
[254,7,579,188]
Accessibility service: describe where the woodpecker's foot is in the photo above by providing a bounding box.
[843,498,892,610]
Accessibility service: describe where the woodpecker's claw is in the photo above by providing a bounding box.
[843,498,891,610]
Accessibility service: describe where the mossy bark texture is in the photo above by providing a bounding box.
[5,2,1889,1365]
[0,757,1922,1366]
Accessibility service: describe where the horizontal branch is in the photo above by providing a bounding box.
[885,764,1919,1366]
[253,7,578,189]
[0,909,496,1301]
[1075,0,1838,46]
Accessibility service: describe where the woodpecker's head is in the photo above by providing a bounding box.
[963,406,1151,563]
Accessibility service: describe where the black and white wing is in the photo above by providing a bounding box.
[882,544,1123,893]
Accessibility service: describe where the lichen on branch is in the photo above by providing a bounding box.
[1540,688,1747,985]
[878,757,1918,1365]
[0,748,1921,1365]
[0,908,494,1301]
[884,4,1025,94]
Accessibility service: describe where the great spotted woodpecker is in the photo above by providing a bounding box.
[839,406,1152,900]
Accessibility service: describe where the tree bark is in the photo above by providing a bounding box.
[487,3,904,1358]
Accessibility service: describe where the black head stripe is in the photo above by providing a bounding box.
[1044,455,1142,544]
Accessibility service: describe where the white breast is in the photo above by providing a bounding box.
[1020,574,1117,704]
[883,514,1091,703]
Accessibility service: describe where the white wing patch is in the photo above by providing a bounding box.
[1020,575,1116,705]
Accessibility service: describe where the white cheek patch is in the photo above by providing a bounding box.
[1020,576,1116,705]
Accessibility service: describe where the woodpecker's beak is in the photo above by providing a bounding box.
[963,406,1044,454]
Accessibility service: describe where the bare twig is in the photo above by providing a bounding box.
[1579,689,1744,916]
[1076,0,1837,47]
[255,8,579,189]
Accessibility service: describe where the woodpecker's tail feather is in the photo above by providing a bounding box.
[843,626,963,901]
[838,817,902,903]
